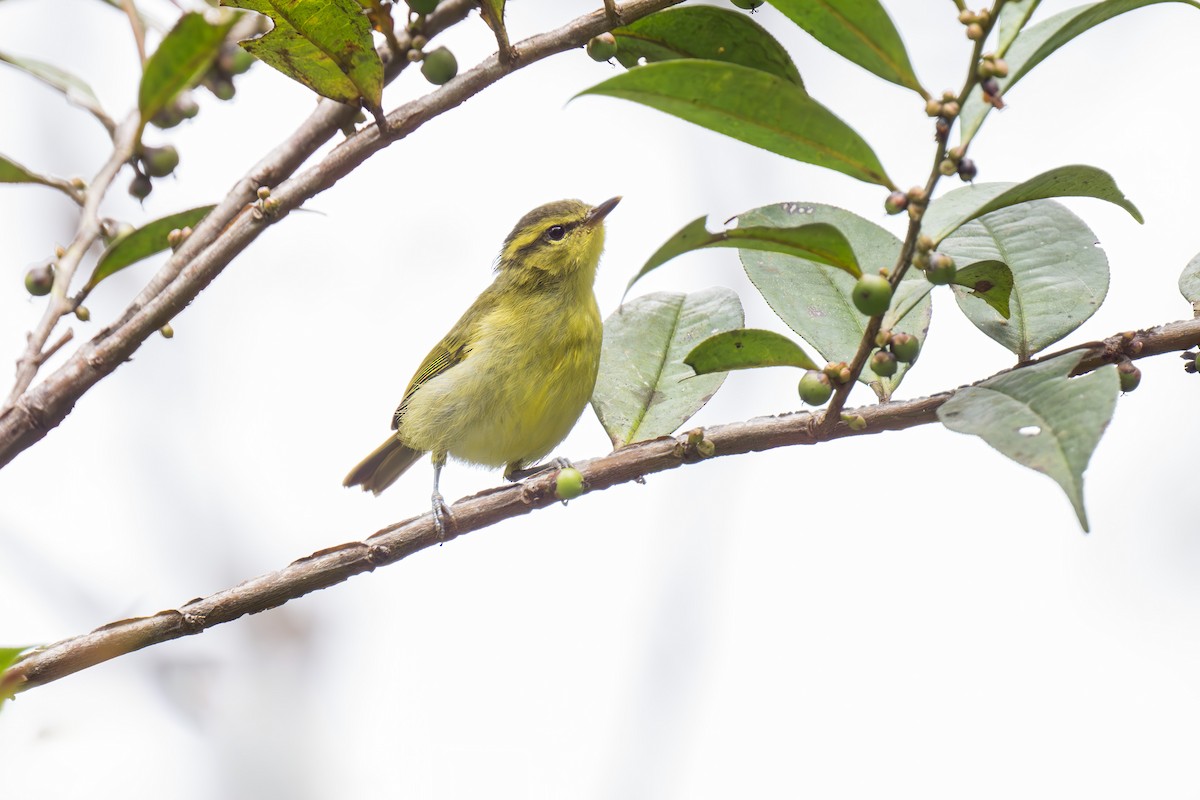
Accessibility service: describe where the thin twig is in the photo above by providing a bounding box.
[121,0,148,66]
[5,314,1200,696]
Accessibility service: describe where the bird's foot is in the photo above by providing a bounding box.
[431,491,453,541]
[504,457,573,482]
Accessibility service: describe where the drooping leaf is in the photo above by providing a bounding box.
[996,0,1042,53]
[612,5,803,86]
[86,206,215,290]
[959,0,1200,143]
[922,165,1142,245]
[1178,251,1200,306]
[951,259,1014,320]
[628,216,861,297]
[0,50,111,128]
[937,351,1118,532]
[221,0,384,111]
[592,288,743,448]
[940,200,1108,360]
[685,328,819,375]
[139,12,235,125]
[738,202,932,397]
[769,0,924,95]
[577,60,894,188]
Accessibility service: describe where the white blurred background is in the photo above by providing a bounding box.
[2,1,1200,797]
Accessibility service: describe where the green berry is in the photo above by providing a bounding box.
[129,172,153,200]
[176,93,200,120]
[150,105,183,130]
[869,350,897,378]
[1118,361,1141,392]
[160,323,175,339]
[74,305,90,322]
[229,48,255,75]
[408,0,440,14]
[889,332,921,363]
[24,262,54,296]
[925,252,957,285]
[586,32,618,62]
[884,190,908,215]
[851,273,893,316]
[798,370,833,406]
[555,467,585,500]
[141,145,179,178]
[421,47,457,85]
[211,79,236,101]
[730,0,765,8]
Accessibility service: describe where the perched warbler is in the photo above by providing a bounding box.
[344,196,620,535]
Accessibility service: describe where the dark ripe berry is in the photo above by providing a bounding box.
[731,0,765,8]
[586,32,618,62]
[555,467,585,500]
[890,332,921,363]
[24,262,55,296]
[869,350,898,378]
[129,172,153,200]
[957,158,978,182]
[981,77,1001,96]
[798,370,833,406]
[852,273,893,316]
[884,190,908,215]
[925,252,957,285]
[141,145,179,178]
[408,0,440,13]
[935,117,951,141]
[421,47,458,84]
[1118,361,1141,392]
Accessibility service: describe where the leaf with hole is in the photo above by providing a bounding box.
[940,200,1107,360]
[738,202,931,398]
[769,0,924,94]
[613,5,802,85]
[952,259,1014,320]
[921,165,1141,246]
[937,351,1118,532]
[86,206,215,291]
[628,216,861,298]
[139,12,235,125]
[592,288,743,448]
[959,0,1200,144]
[221,0,384,111]
[577,60,893,188]
[685,328,819,375]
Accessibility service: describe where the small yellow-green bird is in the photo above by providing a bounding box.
[344,196,620,534]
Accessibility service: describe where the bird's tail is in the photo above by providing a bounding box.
[343,436,426,495]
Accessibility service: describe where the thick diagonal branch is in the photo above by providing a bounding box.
[6,316,1200,697]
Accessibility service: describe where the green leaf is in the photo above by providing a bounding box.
[139,12,235,125]
[1178,251,1200,305]
[951,259,1014,320]
[86,206,215,290]
[592,288,744,448]
[940,200,1108,360]
[222,0,384,111]
[0,645,32,709]
[996,0,1042,54]
[629,216,861,296]
[685,328,819,375]
[0,50,110,127]
[577,60,893,188]
[738,202,932,398]
[0,153,47,185]
[768,0,924,94]
[937,351,1118,532]
[613,5,803,86]
[959,0,1200,143]
[921,165,1142,245]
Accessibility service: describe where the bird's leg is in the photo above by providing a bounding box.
[431,451,453,540]
[504,457,573,482]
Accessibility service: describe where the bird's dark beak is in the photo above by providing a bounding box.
[585,196,621,226]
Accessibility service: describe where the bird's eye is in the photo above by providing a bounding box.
[545,225,566,241]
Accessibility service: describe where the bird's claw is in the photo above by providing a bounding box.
[432,491,453,541]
